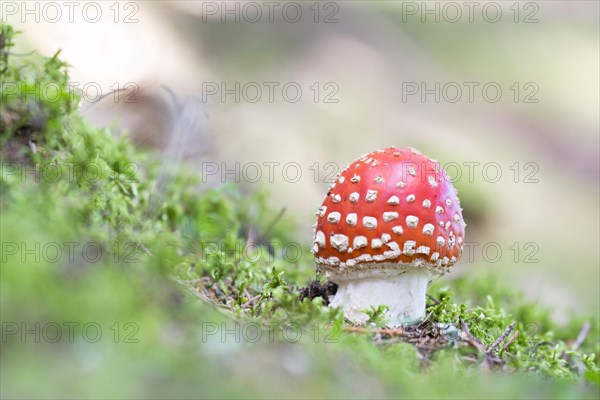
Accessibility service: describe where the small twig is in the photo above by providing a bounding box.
[502,330,520,353]
[462,355,479,363]
[560,321,591,365]
[242,294,261,308]
[575,360,585,378]
[487,322,516,355]
[344,326,406,337]
[529,341,552,354]
[264,207,286,237]
[418,309,436,326]
[137,242,152,256]
[572,321,591,350]
[426,294,441,306]
[460,321,486,353]
[172,278,234,313]
[242,288,252,300]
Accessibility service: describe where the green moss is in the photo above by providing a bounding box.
[1,23,598,399]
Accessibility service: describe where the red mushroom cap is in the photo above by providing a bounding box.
[312,146,465,275]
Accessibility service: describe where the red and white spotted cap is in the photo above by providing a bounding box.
[312,146,465,276]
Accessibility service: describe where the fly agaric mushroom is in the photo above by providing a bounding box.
[311,147,465,325]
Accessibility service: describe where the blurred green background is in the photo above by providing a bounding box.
[2,1,599,398]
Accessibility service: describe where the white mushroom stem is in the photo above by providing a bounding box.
[329,269,430,326]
